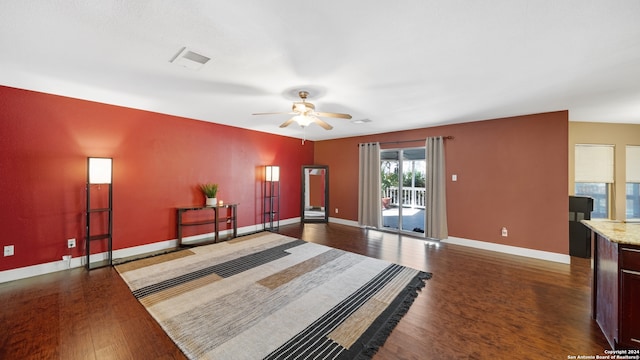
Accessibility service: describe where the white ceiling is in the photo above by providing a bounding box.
[1,1,639,141]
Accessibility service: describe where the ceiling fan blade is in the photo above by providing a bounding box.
[314,111,352,119]
[312,117,333,130]
[254,90,350,131]
[252,112,295,116]
[279,118,296,128]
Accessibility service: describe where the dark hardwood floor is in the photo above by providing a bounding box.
[0,223,609,359]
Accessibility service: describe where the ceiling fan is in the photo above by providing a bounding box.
[252,90,352,130]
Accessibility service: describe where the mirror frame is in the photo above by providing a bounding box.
[301,165,329,223]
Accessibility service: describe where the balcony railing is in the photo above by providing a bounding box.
[382,186,425,208]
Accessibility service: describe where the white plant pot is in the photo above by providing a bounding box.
[206,197,217,207]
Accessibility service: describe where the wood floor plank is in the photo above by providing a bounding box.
[277,223,610,359]
[0,223,610,359]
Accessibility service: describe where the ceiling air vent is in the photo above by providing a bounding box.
[170,47,211,70]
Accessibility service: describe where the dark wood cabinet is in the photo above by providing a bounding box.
[592,231,640,350]
[620,247,640,348]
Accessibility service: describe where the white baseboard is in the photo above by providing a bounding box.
[0,220,570,284]
[114,239,178,258]
[443,236,571,264]
[322,221,571,264]
[0,257,80,284]
[328,217,359,227]
[280,217,301,226]
[0,219,303,284]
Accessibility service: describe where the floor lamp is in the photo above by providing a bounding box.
[264,165,280,231]
[86,157,113,270]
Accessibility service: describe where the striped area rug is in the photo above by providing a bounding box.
[116,232,431,360]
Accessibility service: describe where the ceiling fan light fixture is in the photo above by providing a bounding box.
[293,102,313,113]
[253,89,351,131]
[294,115,313,127]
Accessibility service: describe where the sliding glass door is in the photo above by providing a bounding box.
[381,148,426,235]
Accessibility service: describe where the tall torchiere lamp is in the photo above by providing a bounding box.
[86,157,113,270]
[264,165,280,231]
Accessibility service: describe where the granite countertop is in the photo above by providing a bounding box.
[581,220,640,246]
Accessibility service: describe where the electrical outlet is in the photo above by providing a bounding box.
[501,227,508,237]
[4,245,14,257]
[335,208,339,214]
[67,238,76,248]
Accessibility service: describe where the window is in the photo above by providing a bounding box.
[626,184,640,219]
[627,146,640,220]
[575,183,609,218]
[575,144,614,219]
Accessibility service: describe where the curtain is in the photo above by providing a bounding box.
[358,142,381,227]
[425,137,448,239]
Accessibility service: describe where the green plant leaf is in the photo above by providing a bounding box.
[200,183,218,197]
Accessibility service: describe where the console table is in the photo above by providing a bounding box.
[176,204,237,247]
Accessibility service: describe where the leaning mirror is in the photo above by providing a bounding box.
[301,165,329,223]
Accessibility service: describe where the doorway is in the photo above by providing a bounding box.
[381,148,426,236]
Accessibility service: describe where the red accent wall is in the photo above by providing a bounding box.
[0,86,313,271]
[315,111,569,254]
[0,84,569,271]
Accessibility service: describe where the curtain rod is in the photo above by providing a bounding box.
[358,136,453,146]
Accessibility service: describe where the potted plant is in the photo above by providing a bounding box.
[200,183,218,206]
